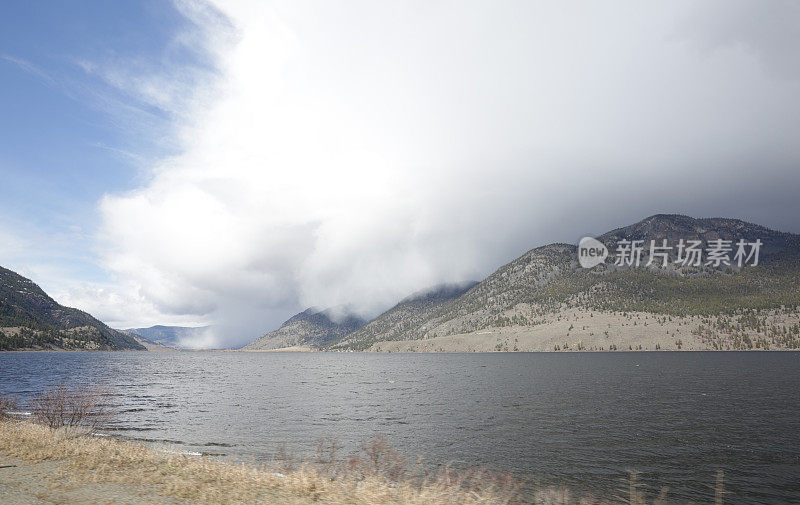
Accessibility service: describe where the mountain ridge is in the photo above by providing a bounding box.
[322,281,479,350]
[242,307,367,350]
[0,266,144,351]
[328,214,800,352]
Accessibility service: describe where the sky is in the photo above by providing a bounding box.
[1,0,799,348]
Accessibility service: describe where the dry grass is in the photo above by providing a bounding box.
[0,420,531,505]
[0,419,728,505]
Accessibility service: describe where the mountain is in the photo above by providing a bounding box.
[325,282,478,350]
[127,334,177,351]
[0,266,144,351]
[329,215,800,352]
[243,308,367,350]
[123,325,212,349]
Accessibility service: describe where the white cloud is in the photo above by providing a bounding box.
[86,0,800,347]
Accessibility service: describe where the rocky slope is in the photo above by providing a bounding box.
[0,266,144,351]
[330,215,800,352]
[243,308,367,350]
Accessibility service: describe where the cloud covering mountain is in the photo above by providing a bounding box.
[41,0,800,347]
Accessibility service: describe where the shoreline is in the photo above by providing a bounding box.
[3,348,799,353]
[0,420,561,505]
[0,419,737,505]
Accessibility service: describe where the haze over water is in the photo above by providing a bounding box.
[1,351,798,504]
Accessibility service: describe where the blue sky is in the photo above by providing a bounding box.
[1,1,799,347]
[0,1,195,283]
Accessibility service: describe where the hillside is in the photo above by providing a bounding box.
[123,325,211,349]
[128,334,177,351]
[243,308,366,350]
[330,215,800,352]
[323,282,478,350]
[0,266,144,351]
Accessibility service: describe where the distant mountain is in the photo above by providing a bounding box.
[127,334,177,351]
[123,325,212,349]
[330,215,800,352]
[0,266,144,351]
[242,308,367,350]
[327,282,478,350]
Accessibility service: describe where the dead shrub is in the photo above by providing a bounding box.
[314,436,341,465]
[431,464,526,504]
[0,394,18,419]
[359,434,408,481]
[314,436,343,479]
[274,443,296,474]
[32,383,113,432]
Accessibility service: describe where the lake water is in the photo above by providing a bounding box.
[0,351,798,504]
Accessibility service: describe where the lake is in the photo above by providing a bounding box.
[0,351,798,504]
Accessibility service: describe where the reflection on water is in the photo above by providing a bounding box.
[1,351,798,504]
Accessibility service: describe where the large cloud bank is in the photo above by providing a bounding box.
[88,0,800,347]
